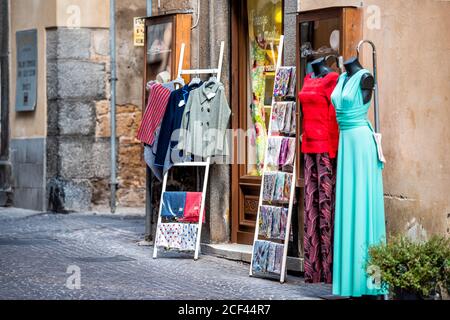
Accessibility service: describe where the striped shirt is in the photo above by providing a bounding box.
[137,83,171,145]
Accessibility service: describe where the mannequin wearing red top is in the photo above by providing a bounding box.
[298,57,339,284]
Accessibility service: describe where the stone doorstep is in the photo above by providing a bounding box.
[201,243,304,273]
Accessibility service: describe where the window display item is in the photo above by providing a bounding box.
[287,67,297,98]
[274,67,294,97]
[270,102,287,136]
[282,102,292,134]
[272,243,284,274]
[252,241,284,275]
[331,68,386,297]
[179,192,205,223]
[266,137,283,171]
[278,137,295,168]
[259,206,273,238]
[154,82,203,172]
[303,152,336,284]
[137,83,172,146]
[278,138,289,167]
[156,223,198,251]
[153,41,225,261]
[155,223,183,249]
[282,173,293,202]
[279,208,288,239]
[270,102,296,136]
[251,240,271,274]
[179,78,232,159]
[289,103,296,135]
[161,192,186,219]
[273,172,285,201]
[270,208,281,239]
[259,205,287,240]
[250,38,296,283]
[144,143,163,181]
[298,72,340,158]
[180,224,198,251]
[282,138,296,171]
[262,173,277,201]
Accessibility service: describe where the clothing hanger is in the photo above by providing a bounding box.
[189,72,202,86]
[146,80,157,91]
[173,76,185,89]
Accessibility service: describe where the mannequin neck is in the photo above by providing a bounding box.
[344,57,364,77]
[311,58,333,78]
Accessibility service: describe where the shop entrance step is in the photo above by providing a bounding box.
[201,243,304,273]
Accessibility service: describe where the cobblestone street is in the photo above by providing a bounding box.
[0,208,331,300]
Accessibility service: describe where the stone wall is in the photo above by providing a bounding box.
[298,0,450,239]
[46,0,148,211]
[46,27,111,211]
[113,0,147,208]
[95,101,145,207]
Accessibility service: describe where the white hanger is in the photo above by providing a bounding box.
[173,76,185,89]
[189,74,202,86]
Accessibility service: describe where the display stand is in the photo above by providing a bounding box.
[249,36,297,283]
[153,41,225,261]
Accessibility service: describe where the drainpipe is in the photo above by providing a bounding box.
[110,0,118,213]
[147,0,153,16]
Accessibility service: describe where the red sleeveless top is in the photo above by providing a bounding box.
[298,72,339,158]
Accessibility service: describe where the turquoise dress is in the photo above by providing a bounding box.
[331,69,386,297]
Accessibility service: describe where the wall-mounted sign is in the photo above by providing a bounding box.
[15,29,37,112]
[134,17,145,47]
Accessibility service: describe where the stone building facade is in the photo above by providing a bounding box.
[2,0,147,212]
[0,0,448,247]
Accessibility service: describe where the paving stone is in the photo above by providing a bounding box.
[0,210,332,300]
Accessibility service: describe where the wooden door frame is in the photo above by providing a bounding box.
[231,0,255,244]
[230,0,286,244]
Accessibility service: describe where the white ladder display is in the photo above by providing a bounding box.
[153,41,225,261]
[249,35,297,283]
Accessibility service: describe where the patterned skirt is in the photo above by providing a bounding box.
[303,153,336,284]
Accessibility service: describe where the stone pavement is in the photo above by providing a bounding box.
[0,208,331,300]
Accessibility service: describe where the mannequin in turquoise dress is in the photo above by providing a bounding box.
[330,58,386,297]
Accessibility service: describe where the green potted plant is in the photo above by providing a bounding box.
[367,236,450,300]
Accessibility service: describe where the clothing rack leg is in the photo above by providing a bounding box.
[194,157,211,261]
[280,162,297,283]
[177,43,185,79]
[153,170,169,259]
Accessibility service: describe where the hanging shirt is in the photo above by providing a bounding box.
[178,79,231,159]
[136,83,172,146]
[154,82,203,168]
[298,72,339,158]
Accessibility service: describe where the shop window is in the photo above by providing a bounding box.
[246,0,283,177]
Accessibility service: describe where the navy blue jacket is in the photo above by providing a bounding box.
[154,83,202,168]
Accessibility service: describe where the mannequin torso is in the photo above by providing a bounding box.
[343,57,374,104]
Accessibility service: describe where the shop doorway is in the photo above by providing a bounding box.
[230,0,283,244]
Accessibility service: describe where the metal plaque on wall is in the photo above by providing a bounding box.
[15,29,37,112]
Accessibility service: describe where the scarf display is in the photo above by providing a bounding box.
[270,102,296,136]
[252,240,285,275]
[155,223,198,252]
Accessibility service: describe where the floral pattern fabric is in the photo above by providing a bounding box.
[156,223,198,252]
